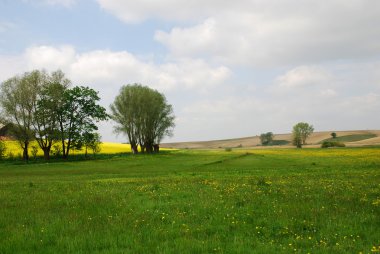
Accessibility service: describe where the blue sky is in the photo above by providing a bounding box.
[1,0,379,142]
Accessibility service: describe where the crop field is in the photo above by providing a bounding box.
[0,148,379,253]
[1,141,134,157]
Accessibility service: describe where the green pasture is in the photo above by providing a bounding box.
[0,148,379,253]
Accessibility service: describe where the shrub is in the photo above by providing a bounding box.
[52,145,62,158]
[321,141,345,148]
[0,141,7,160]
[225,147,232,152]
[31,145,38,160]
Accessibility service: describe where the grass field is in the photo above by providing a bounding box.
[0,148,379,253]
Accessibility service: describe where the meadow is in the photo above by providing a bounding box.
[0,147,379,253]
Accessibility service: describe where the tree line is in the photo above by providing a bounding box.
[0,70,175,161]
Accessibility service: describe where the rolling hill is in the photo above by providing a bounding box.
[161,130,380,149]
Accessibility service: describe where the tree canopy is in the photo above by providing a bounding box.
[110,84,175,154]
[292,122,314,147]
[260,132,274,146]
[0,70,107,161]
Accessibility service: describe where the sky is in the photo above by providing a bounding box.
[0,0,379,142]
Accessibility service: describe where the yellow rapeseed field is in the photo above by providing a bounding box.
[2,141,132,157]
[2,141,176,158]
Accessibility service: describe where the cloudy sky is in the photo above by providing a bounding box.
[0,0,379,142]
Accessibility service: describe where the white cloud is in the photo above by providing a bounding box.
[320,89,337,98]
[97,0,380,66]
[96,0,236,23]
[1,45,230,95]
[276,66,333,89]
[25,45,76,70]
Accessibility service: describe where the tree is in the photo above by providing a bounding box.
[331,132,337,139]
[32,70,70,160]
[57,86,108,159]
[292,130,303,148]
[110,84,175,154]
[0,71,40,161]
[260,132,274,145]
[292,122,314,147]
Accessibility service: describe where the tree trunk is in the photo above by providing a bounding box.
[153,144,159,153]
[43,148,50,161]
[146,144,153,154]
[131,143,138,154]
[23,141,29,161]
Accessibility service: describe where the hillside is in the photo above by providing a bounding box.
[161,130,380,149]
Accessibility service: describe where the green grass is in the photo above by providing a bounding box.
[0,148,379,253]
[321,134,377,143]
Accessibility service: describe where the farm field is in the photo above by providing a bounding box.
[0,148,379,253]
[2,141,133,157]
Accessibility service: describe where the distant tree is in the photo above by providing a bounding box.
[331,132,337,139]
[260,132,274,145]
[0,71,41,161]
[292,130,303,148]
[57,86,108,159]
[292,122,314,146]
[110,84,175,154]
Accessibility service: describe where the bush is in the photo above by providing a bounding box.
[260,132,273,145]
[0,141,7,159]
[321,141,346,148]
[225,147,232,152]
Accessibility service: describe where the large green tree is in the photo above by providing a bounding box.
[57,86,108,159]
[292,122,314,147]
[110,84,175,154]
[32,70,70,160]
[0,71,40,160]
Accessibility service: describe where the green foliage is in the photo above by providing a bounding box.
[225,147,232,152]
[331,132,337,138]
[321,141,346,148]
[52,144,62,158]
[292,122,314,147]
[292,132,303,148]
[0,140,6,159]
[110,84,175,154]
[82,132,102,157]
[34,70,70,160]
[0,70,72,161]
[259,132,273,145]
[0,148,379,253]
[58,86,109,158]
[31,145,38,159]
[0,71,40,161]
